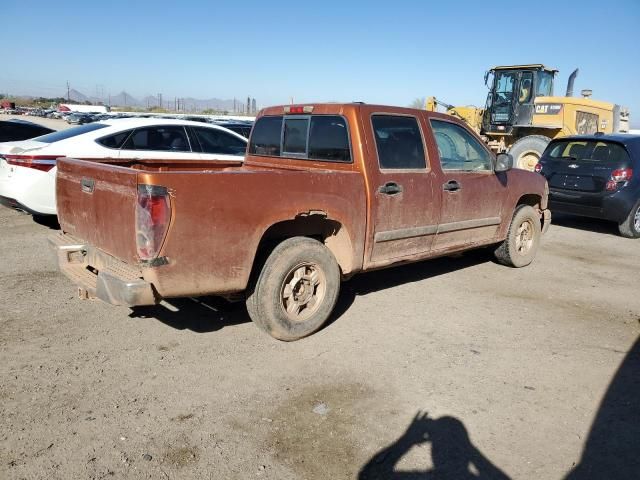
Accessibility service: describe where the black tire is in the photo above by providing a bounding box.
[509,135,550,171]
[618,200,640,238]
[494,205,541,267]
[246,237,341,341]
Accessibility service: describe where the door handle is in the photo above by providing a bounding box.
[443,180,461,192]
[378,182,403,195]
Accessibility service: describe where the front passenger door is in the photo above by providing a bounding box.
[430,119,506,251]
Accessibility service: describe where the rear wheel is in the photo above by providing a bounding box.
[494,205,541,267]
[618,200,640,238]
[246,237,341,341]
[508,135,550,171]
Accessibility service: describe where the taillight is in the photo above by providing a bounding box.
[606,168,633,191]
[534,163,543,173]
[136,185,171,261]
[5,155,59,172]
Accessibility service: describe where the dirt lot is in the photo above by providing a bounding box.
[1,205,639,477]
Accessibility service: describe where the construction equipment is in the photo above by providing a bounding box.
[427,64,630,170]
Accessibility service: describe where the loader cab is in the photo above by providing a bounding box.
[482,64,557,136]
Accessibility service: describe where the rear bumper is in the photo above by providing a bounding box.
[549,188,636,223]
[49,232,157,307]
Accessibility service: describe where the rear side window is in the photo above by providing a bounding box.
[32,123,108,143]
[192,127,246,156]
[97,130,132,149]
[547,140,630,163]
[249,116,282,156]
[122,126,190,152]
[372,115,426,169]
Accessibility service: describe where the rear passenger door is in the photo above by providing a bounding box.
[429,119,505,250]
[118,125,197,160]
[362,109,442,267]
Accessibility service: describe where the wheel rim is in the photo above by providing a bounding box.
[517,150,541,171]
[634,206,640,232]
[280,262,326,322]
[515,219,535,254]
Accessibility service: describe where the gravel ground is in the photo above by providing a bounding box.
[1,204,638,480]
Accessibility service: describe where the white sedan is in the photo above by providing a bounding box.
[0,118,247,216]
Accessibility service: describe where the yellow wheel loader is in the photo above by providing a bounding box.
[427,64,630,170]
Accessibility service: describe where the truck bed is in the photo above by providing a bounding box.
[56,157,367,298]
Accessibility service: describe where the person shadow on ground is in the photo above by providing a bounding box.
[358,412,511,480]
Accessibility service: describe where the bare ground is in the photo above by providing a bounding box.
[0,205,638,479]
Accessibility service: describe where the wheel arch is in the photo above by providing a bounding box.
[252,214,356,279]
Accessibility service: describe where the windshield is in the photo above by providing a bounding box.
[31,123,108,143]
[547,140,630,163]
[536,71,553,97]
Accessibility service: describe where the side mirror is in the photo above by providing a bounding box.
[495,153,513,173]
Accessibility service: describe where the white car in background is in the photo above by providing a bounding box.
[0,118,248,216]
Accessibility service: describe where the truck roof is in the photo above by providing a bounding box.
[492,64,558,73]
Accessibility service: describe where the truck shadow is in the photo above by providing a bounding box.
[328,247,494,328]
[129,297,249,333]
[129,248,493,334]
[551,213,620,236]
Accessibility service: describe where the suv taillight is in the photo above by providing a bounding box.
[136,185,171,261]
[5,154,59,172]
[606,168,633,191]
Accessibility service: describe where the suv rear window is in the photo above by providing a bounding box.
[249,115,351,162]
[547,140,630,163]
[32,123,108,143]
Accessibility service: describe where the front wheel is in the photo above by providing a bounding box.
[246,237,341,341]
[494,205,542,267]
[618,200,640,238]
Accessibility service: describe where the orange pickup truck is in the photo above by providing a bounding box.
[50,103,550,340]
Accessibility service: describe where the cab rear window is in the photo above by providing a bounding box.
[547,140,630,163]
[249,115,351,162]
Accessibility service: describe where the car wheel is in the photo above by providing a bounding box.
[494,205,541,267]
[246,237,341,341]
[618,200,640,238]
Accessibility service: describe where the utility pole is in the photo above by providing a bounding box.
[66,81,70,102]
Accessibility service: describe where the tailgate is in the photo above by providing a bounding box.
[57,158,138,263]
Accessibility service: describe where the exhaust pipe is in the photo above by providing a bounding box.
[566,69,579,97]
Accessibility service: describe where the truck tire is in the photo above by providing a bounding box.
[494,205,541,267]
[509,135,550,171]
[618,200,640,238]
[246,237,341,341]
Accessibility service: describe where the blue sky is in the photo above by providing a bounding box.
[2,0,639,126]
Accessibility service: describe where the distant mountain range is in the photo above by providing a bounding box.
[63,89,249,112]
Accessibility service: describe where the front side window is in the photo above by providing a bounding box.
[430,120,492,171]
[122,126,190,152]
[193,127,246,155]
[372,115,426,169]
